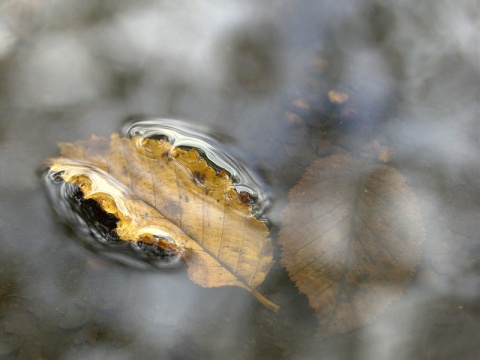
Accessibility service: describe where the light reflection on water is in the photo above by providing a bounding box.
[0,0,479,359]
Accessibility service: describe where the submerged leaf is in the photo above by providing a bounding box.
[48,134,277,311]
[279,154,424,338]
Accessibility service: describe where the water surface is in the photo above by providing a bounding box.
[0,1,479,359]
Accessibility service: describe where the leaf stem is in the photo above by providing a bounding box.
[251,289,280,312]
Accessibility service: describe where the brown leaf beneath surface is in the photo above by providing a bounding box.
[279,154,424,338]
[49,134,277,311]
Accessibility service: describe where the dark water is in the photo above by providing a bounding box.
[1,1,479,359]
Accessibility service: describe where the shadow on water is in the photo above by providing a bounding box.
[0,0,479,359]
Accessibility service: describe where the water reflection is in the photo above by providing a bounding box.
[11,34,111,108]
[0,0,479,359]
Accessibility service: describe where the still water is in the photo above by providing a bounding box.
[0,1,479,359]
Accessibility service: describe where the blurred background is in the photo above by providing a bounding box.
[0,0,479,359]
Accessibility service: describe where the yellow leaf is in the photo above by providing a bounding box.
[279,154,424,338]
[48,133,278,311]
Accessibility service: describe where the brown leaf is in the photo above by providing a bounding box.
[48,134,278,311]
[279,154,424,338]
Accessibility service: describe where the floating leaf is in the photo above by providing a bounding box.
[48,134,277,311]
[279,154,424,338]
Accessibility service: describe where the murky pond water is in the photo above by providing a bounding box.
[1,1,479,359]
